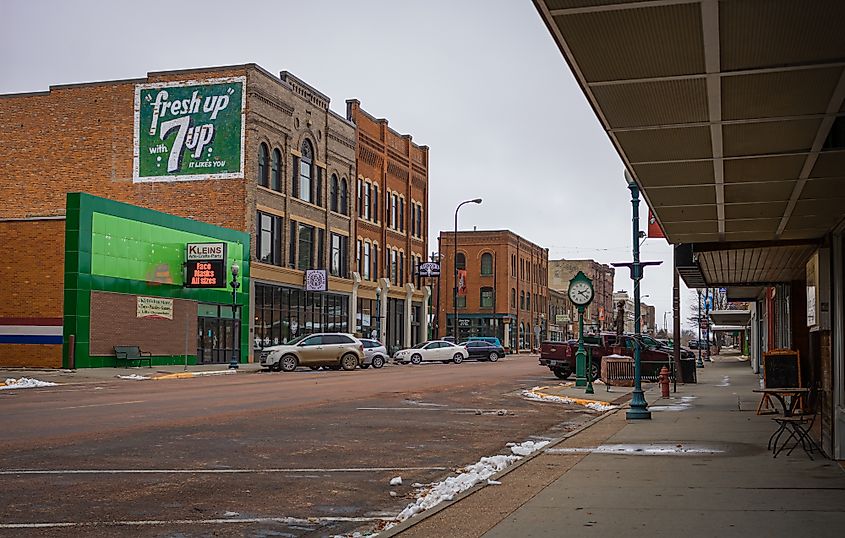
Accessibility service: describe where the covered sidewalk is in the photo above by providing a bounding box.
[391,354,845,537]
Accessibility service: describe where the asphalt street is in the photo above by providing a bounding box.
[0,355,602,537]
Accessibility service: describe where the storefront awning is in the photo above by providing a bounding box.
[710,309,752,327]
[534,0,845,287]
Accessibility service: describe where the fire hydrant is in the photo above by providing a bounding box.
[659,366,670,398]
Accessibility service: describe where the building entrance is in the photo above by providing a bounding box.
[197,303,239,364]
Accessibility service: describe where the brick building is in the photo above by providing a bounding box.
[547,288,571,341]
[345,100,429,353]
[548,259,615,332]
[0,64,429,367]
[612,291,635,334]
[437,230,548,352]
[641,303,656,335]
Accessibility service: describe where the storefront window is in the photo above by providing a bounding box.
[255,284,349,347]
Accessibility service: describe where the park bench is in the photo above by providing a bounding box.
[113,346,152,368]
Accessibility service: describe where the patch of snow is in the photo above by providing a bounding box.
[396,440,548,522]
[715,376,730,387]
[521,389,618,412]
[389,491,398,497]
[222,511,239,517]
[487,479,502,485]
[117,374,149,380]
[389,476,402,486]
[651,395,697,412]
[1,377,59,390]
[605,353,632,359]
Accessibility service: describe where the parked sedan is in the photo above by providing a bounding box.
[359,338,387,369]
[393,340,469,365]
[460,340,505,362]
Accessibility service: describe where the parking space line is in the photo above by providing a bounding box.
[56,400,145,410]
[0,466,447,475]
[0,515,395,529]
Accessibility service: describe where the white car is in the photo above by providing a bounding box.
[393,340,469,365]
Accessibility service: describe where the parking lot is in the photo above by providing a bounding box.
[0,356,602,537]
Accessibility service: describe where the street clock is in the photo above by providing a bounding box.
[567,271,594,307]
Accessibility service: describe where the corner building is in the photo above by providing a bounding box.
[438,230,548,352]
[0,64,429,367]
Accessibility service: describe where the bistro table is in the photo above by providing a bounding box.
[753,388,810,453]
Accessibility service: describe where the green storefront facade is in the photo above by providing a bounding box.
[63,193,250,368]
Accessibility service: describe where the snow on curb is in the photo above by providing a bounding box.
[153,370,237,380]
[1,377,59,390]
[522,387,618,412]
[396,439,549,522]
[117,374,150,380]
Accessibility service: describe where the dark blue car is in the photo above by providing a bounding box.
[460,340,505,362]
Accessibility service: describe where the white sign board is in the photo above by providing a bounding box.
[187,242,226,261]
[137,296,174,320]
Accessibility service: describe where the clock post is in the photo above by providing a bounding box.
[568,271,594,390]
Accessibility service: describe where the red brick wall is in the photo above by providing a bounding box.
[0,220,65,368]
[0,67,250,231]
[89,291,197,357]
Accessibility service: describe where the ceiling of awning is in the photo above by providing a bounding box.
[534,0,845,245]
[710,309,751,326]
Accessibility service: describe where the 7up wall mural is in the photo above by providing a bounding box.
[133,77,245,182]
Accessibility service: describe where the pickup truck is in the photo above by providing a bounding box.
[539,333,674,380]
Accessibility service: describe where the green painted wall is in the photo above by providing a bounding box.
[63,192,250,368]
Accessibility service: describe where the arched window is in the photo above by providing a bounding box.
[526,293,531,311]
[299,139,314,202]
[330,174,339,212]
[520,291,525,310]
[480,287,494,308]
[511,288,516,309]
[271,148,281,191]
[481,253,493,276]
[456,253,466,270]
[258,143,269,187]
[340,178,348,215]
[373,185,379,221]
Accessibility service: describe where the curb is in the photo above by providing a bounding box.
[152,370,238,380]
[379,400,628,537]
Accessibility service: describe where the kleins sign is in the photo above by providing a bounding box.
[134,77,245,182]
[185,242,227,288]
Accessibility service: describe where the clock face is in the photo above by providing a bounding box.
[568,280,593,305]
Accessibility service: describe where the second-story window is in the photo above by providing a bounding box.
[399,198,405,232]
[340,178,349,215]
[363,242,371,280]
[257,211,282,265]
[511,288,516,309]
[330,174,339,212]
[271,148,281,191]
[299,140,314,203]
[456,252,466,270]
[390,193,397,228]
[481,253,493,276]
[372,185,379,222]
[416,204,422,238]
[363,183,370,220]
[258,143,269,188]
[480,287,494,308]
[297,223,314,270]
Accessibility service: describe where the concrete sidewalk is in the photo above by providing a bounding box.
[1,362,264,384]
[393,353,845,537]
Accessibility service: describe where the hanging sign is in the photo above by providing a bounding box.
[185,242,227,288]
[647,209,666,239]
[457,269,468,297]
[137,296,174,320]
[305,270,328,291]
[418,262,441,277]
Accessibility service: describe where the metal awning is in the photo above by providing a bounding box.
[710,309,752,327]
[534,0,845,287]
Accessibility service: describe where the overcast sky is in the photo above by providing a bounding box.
[1,0,694,333]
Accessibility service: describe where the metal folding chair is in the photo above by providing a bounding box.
[772,385,821,459]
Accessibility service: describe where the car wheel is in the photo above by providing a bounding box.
[488,352,499,362]
[372,356,385,369]
[280,354,298,372]
[553,368,571,380]
[269,360,282,373]
[340,353,358,371]
[410,354,422,365]
[453,353,464,364]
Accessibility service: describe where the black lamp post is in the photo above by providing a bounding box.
[228,263,240,370]
[374,286,382,341]
[453,198,482,343]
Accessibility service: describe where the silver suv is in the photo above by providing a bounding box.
[260,333,364,372]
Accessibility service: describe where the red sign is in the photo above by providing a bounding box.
[647,209,665,239]
[457,269,468,297]
[598,306,605,321]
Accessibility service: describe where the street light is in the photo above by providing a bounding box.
[228,263,240,370]
[454,198,482,343]
[613,171,662,420]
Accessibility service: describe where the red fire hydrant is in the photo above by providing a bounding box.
[659,366,670,398]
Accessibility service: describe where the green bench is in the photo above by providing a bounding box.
[113,346,152,368]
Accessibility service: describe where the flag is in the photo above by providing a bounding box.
[457,269,468,297]
[647,209,665,238]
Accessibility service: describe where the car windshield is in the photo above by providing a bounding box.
[412,342,429,349]
[284,335,308,345]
